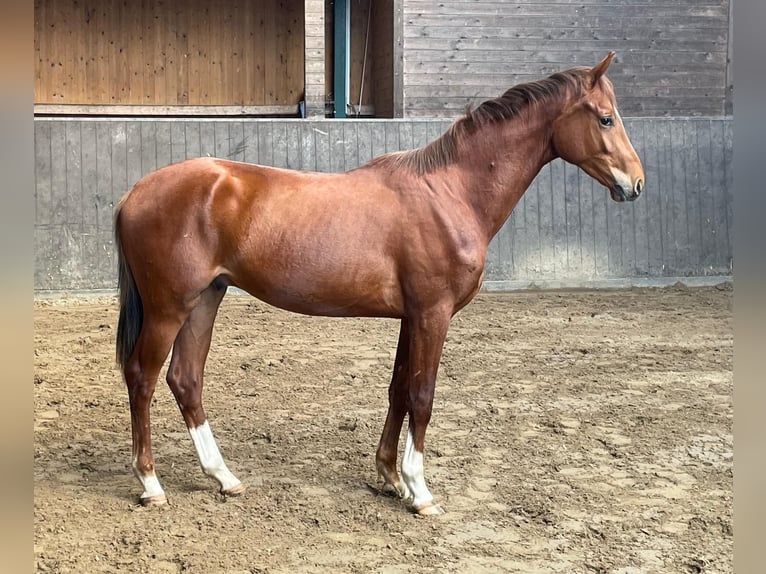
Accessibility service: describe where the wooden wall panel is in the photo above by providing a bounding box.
[34,117,732,291]
[401,0,731,117]
[34,0,305,108]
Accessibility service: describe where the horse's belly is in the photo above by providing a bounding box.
[229,262,405,319]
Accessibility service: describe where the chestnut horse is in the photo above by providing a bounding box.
[114,52,643,514]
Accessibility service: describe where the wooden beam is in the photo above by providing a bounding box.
[33,104,301,117]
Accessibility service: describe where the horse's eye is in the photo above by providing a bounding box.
[599,116,614,127]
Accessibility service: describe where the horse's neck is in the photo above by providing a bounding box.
[454,113,557,242]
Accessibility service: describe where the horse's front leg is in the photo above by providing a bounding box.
[376,319,411,499]
[401,306,451,515]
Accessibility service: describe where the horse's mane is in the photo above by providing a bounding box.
[366,68,588,175]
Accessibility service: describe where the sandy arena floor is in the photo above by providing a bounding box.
[34,285,733,573]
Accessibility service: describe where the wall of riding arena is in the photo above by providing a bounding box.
[33,116,733,293]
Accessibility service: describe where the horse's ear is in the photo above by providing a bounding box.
[587,51,615,88]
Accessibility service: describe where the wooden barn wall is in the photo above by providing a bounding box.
[34,117,732,292]
[401,0,732,117]
[34,0,305,107]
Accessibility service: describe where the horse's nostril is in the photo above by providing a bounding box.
[634,179,644,195]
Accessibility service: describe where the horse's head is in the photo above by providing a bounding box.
[552,52,645,202]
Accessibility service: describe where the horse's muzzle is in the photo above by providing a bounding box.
[610,178,643,202]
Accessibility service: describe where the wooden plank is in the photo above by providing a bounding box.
[229,0,243,105]
[508,193,524,279]
[328,123,346,172]
[155,121,171,168]
[314,123,331,172]
[64,122,82,228]
[591,166,609,278]
[535,163,554,278]
[34,122,52,226]
[34,0,47,102]
[343,122,360,170]
[229,121,246,162]
[404,2,728,19]
[184,121,202,160]
[110,122,129,207]
[139,121,157,174]
[398,121,414,152]
[404,70,725,88]
[242,121,259,164]
[301,122,317,171]
[151,0,167,105]
[577,163,596,277]
[125,121,143,189]
[171,122,186,163]
[708,119,728,271]
[370,122,387,158]
[357,122,373,165]
[96,122,114,218]
[407,48,728,66]
[722,119,733,271]
[164,3,179,105]
[200,121,217,158]
[286,122,302,169]
[272,122,289,168]
[385,122,400,153]
[126,3,144,104]
[564,160,582,276]
[80,122,99,233]
[256,122,274,166]
[115,2,129,103]
[522,177,542,277]
[549,159,568,278]
[214,122,229,160]
[411,121,429,149]
[34,104,299,116]
[695,120,716,275]
[626,121,646,275]
[404,25,727,44]
[639,120,663,276]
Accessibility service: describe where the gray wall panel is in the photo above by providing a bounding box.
[34,117,733,292]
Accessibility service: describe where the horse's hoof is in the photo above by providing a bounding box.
[413,501,446,516]
[221,482,246,497]
[140,493,168,507]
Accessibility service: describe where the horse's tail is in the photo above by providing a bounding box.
[114,196,143,369]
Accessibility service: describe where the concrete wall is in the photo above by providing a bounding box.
[34,117,732,292]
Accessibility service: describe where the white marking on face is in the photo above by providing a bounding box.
[609,166,634,192]
[188,421,242,492]
[400,429,434,509]
[132,457,165,499]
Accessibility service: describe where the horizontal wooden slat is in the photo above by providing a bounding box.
[34,104,301,117]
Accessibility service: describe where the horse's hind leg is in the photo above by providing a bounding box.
[375,319,411,499]
[124,312,186,506]
[166,282,244,497]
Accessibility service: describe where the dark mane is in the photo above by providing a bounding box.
[366,68,588,175]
